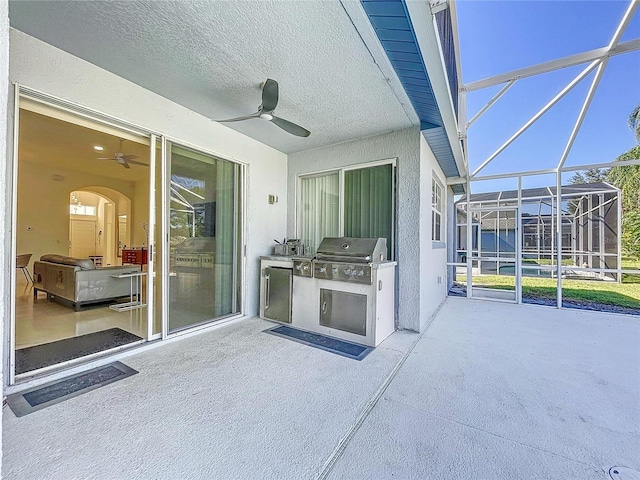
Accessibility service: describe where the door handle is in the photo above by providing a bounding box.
[321,301,327,315]
[264,275,270,309]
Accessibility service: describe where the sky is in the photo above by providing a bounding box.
[456,0,640,192]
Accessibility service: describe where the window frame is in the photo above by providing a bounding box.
[432,175,444,243]
[296,158,397,259]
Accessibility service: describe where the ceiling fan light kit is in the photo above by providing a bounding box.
[218,79,311,137]
[96,138,147,169]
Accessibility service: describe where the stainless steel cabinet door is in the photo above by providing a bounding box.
[319,289,367,336]
[264,267,292,323]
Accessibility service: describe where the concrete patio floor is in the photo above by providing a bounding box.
[3,297,639,479]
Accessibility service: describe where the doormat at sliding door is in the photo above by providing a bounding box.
[265,325,372,360]
[15,328,143,375]
[6,362,138,417]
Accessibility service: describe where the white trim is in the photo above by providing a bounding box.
[431,175,445,242]
[18,84,154,137]
[161,136,169,340]
[146,134,157,341]
[162,134,249,167]
[9,83,20,386]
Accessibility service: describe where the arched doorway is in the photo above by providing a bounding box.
[69,187,131,266]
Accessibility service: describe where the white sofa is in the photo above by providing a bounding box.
[33,254,141,311]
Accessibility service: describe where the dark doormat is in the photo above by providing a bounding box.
[6,361,138,417]
[15,328,143,375]
[265,325,372,360]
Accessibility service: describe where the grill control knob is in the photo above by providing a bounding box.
[318,267,327,273]
[344,268,352,275]
[357,270,364,277]
[332,267,338,274]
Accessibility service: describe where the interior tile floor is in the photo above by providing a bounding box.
[14,274,146,349]
[3,297,639,479]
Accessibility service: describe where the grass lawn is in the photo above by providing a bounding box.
[458,269,640,309]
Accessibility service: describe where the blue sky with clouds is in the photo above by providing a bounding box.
[456,0,640,183]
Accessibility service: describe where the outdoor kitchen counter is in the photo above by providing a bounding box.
[259,255,313,262]
[259,251,396,347]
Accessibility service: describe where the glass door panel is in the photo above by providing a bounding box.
[167,143,241,332]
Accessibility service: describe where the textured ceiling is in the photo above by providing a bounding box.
[9,0,418,154]
[20,110,151,182]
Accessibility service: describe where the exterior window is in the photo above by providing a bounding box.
[432,178,443,241]
[299,172,340,255]
[299,162,395,258]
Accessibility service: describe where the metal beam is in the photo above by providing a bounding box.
[608,0,640,50]
[466,79,517,129]
[561,158,640,171]
[557,60,608,169]
[471,60,600,177]
[464,38,640,92]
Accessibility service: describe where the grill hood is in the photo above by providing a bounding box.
[316,237,387,263]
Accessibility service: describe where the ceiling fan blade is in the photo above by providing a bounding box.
[218,112,260,123]
[261,79,279,112]
[115,157,131,169]
[118,154,137,161]
[127,159,149,167]
[270,115,311,137]
[96,157,114,161]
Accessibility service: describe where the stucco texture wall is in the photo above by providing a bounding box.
[419,133,449,331]
[288,127,425,332]
[8,29,288,317]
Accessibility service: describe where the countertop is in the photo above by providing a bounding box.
[260,255,314,261]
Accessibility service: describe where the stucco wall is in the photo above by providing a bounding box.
[8,29,288,317]
[419,133,449,330]
[287,127,424,332]
[1,0,9,471]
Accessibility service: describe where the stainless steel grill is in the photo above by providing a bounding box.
[315,237,387,263]
[312,237,388,285]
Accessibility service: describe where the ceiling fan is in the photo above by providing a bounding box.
[97,139,147,169]
[218,79,311,137]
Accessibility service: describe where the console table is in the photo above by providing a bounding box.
[122,248,148,265]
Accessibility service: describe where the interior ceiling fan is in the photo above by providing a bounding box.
[97,139,147,169]
[218,79,311,137]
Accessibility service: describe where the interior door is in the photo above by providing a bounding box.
[70,219,96,258]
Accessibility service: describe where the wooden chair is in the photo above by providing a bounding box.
[16,253,33,283]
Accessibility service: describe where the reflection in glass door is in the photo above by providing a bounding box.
[167,143,242,332]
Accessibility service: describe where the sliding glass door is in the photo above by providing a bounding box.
[167,143,242,332]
